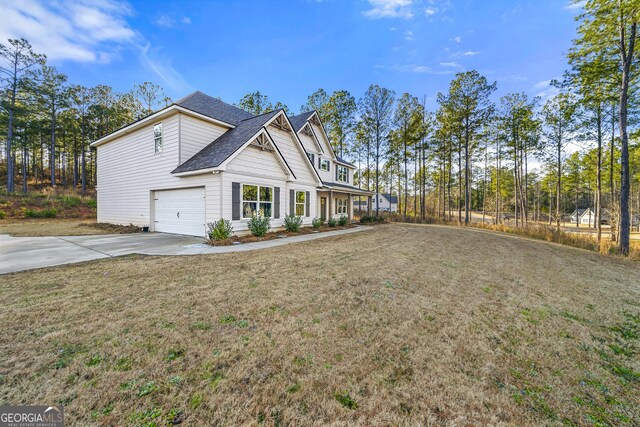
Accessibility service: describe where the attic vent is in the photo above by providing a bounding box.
[250,133,274,151]
[272,114,290,131]
[301,123,314,137]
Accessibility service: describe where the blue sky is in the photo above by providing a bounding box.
[0,0,582,110]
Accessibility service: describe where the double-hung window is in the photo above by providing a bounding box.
[337,165,348,182]
[242,184,273,218]
[320,159,330,171]
[336,198,347,215]
[295,191,306,216]
[154,123,163,153]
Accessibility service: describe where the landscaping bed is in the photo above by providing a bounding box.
[79,222,143,234]
[209,224,356,246]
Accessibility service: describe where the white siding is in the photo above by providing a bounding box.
[179,114,228,163]
[226,145,287,180]
[96,113,222,229]
[267,124,318,186]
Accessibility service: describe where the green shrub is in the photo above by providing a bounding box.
[0,210,6,220]
[25,208,58,218]
[338,215,348,226]
[360,215,385,224]
[248,213,270,237]
[85,199,97,208]
[327,217,337,227]
[284,215,303,232]
[312,217,323,229]
[207,219,233,240]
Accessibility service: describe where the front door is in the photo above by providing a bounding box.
[320,197,327,221]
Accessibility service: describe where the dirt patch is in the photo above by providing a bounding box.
[1,224,639,425]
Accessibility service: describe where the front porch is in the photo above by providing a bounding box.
[316,184,373,223]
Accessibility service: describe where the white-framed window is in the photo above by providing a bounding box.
[295,191,306,216]
[320,159,330,171]
[337,165,348,182]
[336,198,347,215]
[242,184,273,218]
[154,122,163,153]
[307,152,315,165]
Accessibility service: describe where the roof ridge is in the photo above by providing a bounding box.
[239,108,282,123]
[172,91,201,105]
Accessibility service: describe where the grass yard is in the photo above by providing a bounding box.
[1,224,639,426]
[0,219,112,237]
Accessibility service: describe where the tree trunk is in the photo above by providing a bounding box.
[596,105,602,247]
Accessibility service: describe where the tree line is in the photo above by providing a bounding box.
[239,1,640,256]
[0,38,171,194]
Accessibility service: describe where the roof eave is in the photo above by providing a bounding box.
[91,105,235,148]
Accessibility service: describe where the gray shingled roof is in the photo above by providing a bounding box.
[174,91,254,126]
[382,193,398,203]
[289,111,316,132]
[336,156,355,168]
[172,110,281,174]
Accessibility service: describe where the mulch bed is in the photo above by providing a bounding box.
[79,222,143,233]
[209,224,356,246]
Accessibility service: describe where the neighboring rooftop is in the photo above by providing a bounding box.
[382,193,398,204]
[174,91,254,126]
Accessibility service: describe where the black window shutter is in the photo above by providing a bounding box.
[327,161,330,172]
[232,182,240,220]
[289,189,295,216]
[335,166,338,181]
[305,191,310,217]
[318,157,321,168]
[274,187,280,219]
[347,169,350,183]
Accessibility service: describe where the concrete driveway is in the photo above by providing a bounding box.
[0,227,370,275]
[0,233,206,275]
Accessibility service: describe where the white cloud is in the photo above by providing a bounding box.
[363,0,414,19]
[462,50,480,56]
[139,43,192,93]
[564,1,585,11]
[425,7,436,15]
[451,36,462,43]
[533,79,552,89]
[154,14,191,28]
[404,30,414,41]
[533,79,560,100]
[0,0,135,62]
[439,61,461,67]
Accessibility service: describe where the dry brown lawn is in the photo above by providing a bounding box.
[1,224,639,426]
[0,219,138,237]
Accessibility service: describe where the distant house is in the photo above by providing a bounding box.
[568,208,611,225]
[353,193,398,213]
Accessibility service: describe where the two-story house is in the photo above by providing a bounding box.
[91,91,373,236]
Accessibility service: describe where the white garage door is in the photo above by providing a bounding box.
[154,187,205,236]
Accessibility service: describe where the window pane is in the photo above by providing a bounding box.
[243,202,257,218]
[296,204,305,216]
[260,202,272,217]
[243,185,258,201]
[296,191,305,203]
[154,123,162,138]
[260,186,272,202]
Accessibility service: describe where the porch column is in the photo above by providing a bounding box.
[328,190,333,220]
[348,193,352,222]
[368,195,372,215]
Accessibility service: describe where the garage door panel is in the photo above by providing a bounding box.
[154,187,205,236]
